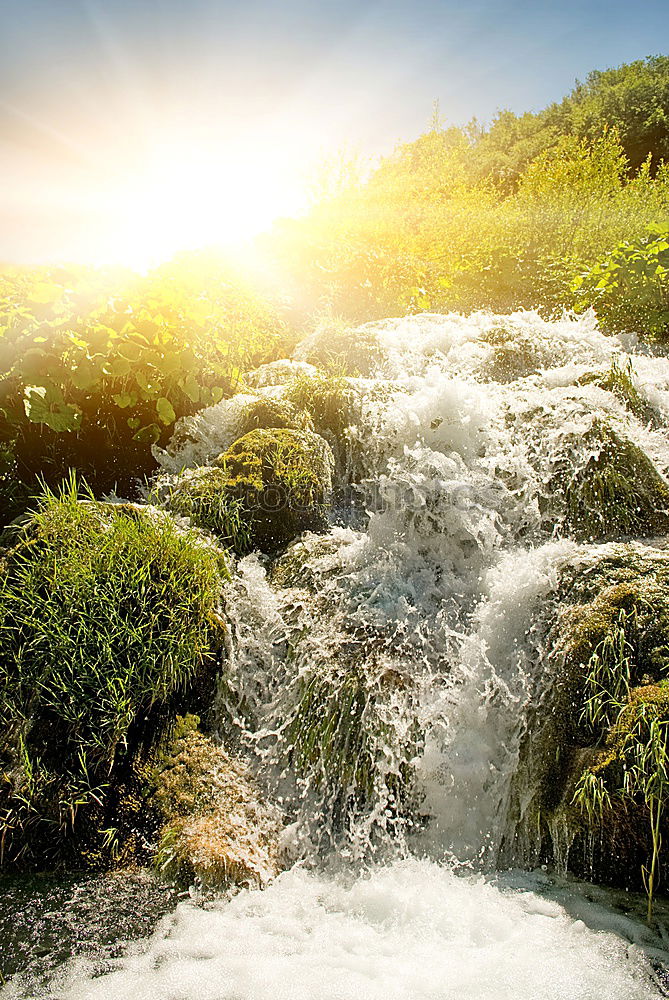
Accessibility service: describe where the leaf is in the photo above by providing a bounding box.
[133,423,161,444]
[23,385,82,432]
[179,374,201,403]
[107,356,131,378]
[113,391,134,409]
[28,283,62,306]
[156,397,176,425]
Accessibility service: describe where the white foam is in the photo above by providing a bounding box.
[38,859,659,1000]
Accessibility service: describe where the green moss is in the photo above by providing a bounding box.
[532,552,669,901]
[284,372,353,443]
[296,320,384,376]
[0,478,227,870]
[284,662,418,829]
[561,555,669,678]
[269,535,344,590]
[577,356,648,420]
[150,715,281,888]
[557,421,669,541]
[480,326,539,382]
[215,428,334,553]
[236,397,313,436]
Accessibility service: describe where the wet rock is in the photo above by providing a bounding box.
[214,427,334,553]
[151,716,282,888]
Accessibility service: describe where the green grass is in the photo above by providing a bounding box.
[155,467,252,553]
[0,475,227,868]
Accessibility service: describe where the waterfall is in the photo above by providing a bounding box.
[10,309,669,999]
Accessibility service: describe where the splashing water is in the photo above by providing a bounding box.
[11,309,669,998]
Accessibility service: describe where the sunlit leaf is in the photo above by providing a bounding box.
[156,396,176,425]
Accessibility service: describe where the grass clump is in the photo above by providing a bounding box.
[215,427,333,553]
[0,477,227,869]
[557,421,669,541]
[572,672,669,922]
[154,466,251,553]
[577,356,648,420]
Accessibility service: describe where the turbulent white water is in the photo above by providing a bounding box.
[17,860,665,1000]
[15,309,669,998]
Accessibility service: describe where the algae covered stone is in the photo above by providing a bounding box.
[555,421,669,541]
[236,396,313,436]
[151,715,282,888]
[155,465,251,552]
[215,427,334,553]
[0,480,227,870]
[513,548,669,891]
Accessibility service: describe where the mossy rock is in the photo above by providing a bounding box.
[282,661,419,836]
[512,550,669,889]
[577,357,649,421]
[215,428,334,554]
[150,715,282,888]
[236,397,313,437]
[554,421,669,541]
[269,534,345,590]
[0,481,227,870]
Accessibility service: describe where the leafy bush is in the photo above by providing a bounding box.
[0,255,291,524]
[0,477,227,868]
[573,223,669,339]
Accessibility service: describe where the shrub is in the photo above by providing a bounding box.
[0,477,227,868]
[573,223,669,339]
[0,255,291,525]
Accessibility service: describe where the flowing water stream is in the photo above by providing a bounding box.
[7,309,669,998]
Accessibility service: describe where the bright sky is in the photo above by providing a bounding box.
[1,0,669,268]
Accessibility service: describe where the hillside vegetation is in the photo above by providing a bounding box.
[2,56,669,522]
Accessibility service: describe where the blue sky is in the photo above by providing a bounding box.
[1,0,669,264]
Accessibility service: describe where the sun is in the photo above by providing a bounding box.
[92,133,309,271]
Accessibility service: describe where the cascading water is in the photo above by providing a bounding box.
[8,309,669,998]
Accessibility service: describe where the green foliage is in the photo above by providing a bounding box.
[572,681,669,922]
[155,467,251,552]
[214,427,334,553]
[0,254,292,523]
[0,477,227,868]
[266,57,669,325]
[573,223,669,339]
